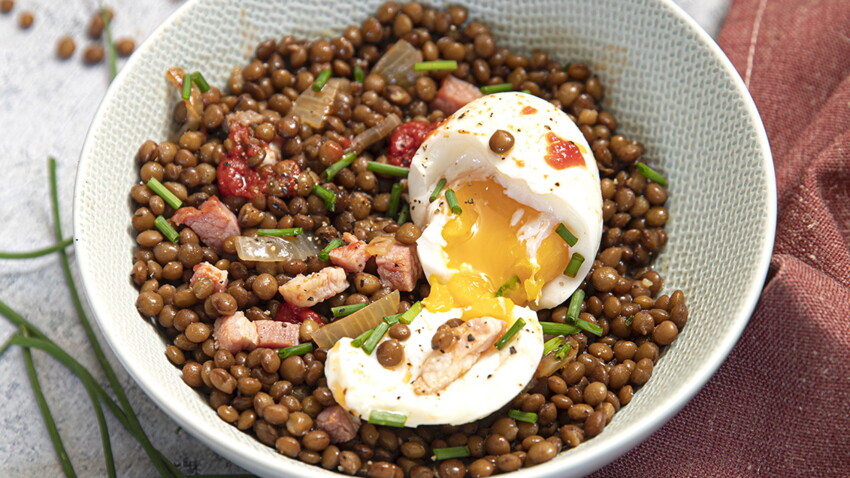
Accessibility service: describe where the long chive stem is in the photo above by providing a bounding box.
[480,83,513,94]
[191,72,210,92]
[312,68,332,91]
[324,151,357,180]
[366,161,409,177]
[494,318,525,350]
[0,335,13,358]
[635,162,667,186]
[257,228,303,237]
[540,321,581,336]
[318,238,344,262]
[444,189,462,215]
[564,252,585,277]
[413,60,458,72]
[19,327,77,478]
[555,223,578,246]
[0,237,72,259]
[101,7,117,81]
[566,290,584,321]
[312,184,337,212]
[48,159,182,478]
[331,303,367,318]
[387,182,404,219]
[429,178,446,203]
[146,177,183,210]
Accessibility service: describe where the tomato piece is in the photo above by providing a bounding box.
[388,121,434,167]
[217,124,300,199]
[274,302,325,325]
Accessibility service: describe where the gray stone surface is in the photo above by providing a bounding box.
[0,1,729,476]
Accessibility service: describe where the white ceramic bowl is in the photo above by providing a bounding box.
[74,0,775,476]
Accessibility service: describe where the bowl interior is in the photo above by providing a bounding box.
[74,0,774,476]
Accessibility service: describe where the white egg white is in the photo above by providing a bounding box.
[408,92,603,309]
[324,307,543,427]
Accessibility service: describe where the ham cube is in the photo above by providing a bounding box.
[255,320,300,349]
[172,196,240,252]
[329,233,370,273]
[278,267,350,307]
[189,262,228,293]
[316,405,360,444]
[376,244,422,292]
[213,312,258,354]
[430,76,483,115]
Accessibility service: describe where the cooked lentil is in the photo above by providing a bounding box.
[130,2,687,474]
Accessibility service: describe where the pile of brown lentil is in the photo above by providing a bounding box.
[130,3,687,477]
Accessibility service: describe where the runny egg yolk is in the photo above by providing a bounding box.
[422,179,571,321]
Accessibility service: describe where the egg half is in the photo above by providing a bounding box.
[409,92,603,312]
[324,306,543,427]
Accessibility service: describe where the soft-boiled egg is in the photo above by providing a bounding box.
[409,92,603,312]
[324,92,602,427]
[324,306,543,427]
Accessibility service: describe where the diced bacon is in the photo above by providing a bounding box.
[172,196,240,252]
[430,76,483,116]
[213,312,258,354]
[278,267,350,307]
[274,302,325,325]
[376,243,422,292]
[255,320,300,349]
[189,262,228,293]
[329,234,370,273]
[316,405,361,444]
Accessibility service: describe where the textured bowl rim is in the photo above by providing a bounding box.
[74,0,776,476]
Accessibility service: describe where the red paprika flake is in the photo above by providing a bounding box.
[388,120,435,166]
[544,132,585,170]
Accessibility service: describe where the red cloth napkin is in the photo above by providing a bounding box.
[595,0,850,475]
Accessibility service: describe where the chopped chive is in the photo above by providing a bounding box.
[480,83,513,94]
[324,151,357,180]
[353,65,365,83]
[318,238,344,261]
[278,343,314,359]
[312,184,337,212]
[396,203,410,225]
[257,228,303,237]
[331,303,368,318]
[413,60,458,72]
[313,68,333,91]
[575,319,603,336]
[635,162,667,186]
[191,71,210,92]
[624,315,635,327]
[399,301,422,325]
[564,252,585,277]
[362,321,390,355]
[181,74,192,100]
[154,216,179,244]
[387,182,404,218]
[444,189,462,215]
[540,321,581,336]
[507,409,538,423]
[495,275,520,297]
[433,446,470,460]
[556,223,578,246]
[384,313,403,326]
[564,62,572,71]
[146,177,182,210]
[521,89,532,94]
[554,343,572,360]
[368,410,407,427]
[566,289,584,321]
[367,161,409,177]
[350,328,374,348]
[429,178,447,202]
[543,336,565,356]
[495,318,525,350]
